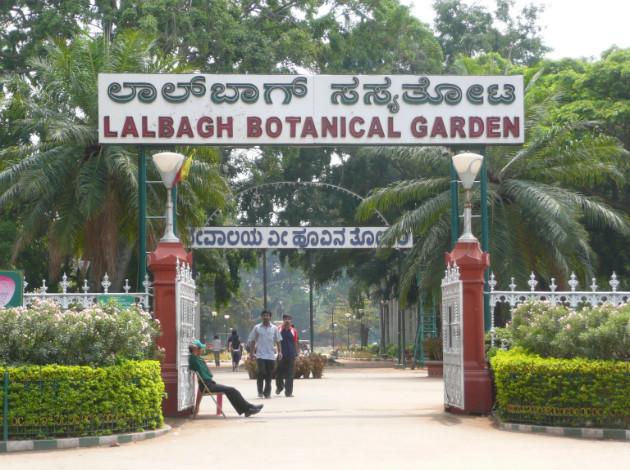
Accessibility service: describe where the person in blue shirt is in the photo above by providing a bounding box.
[188,340,263,417]
[275,314,298,397]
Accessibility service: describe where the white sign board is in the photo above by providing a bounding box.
[190,226,412,249]
[98,74,524,145]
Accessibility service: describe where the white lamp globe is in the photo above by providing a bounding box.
[152,152,185,189]
[452,152,484,190]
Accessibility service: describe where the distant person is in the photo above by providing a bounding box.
[276,314,299,397]
[227,329,243,372]
[212,335,222,367]
[188,340,262,417]
[248,310,281,398]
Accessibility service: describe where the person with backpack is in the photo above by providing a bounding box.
[227,329,243,372]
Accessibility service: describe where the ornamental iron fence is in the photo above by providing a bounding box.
[488,271,630,345]
[23,273,152,311]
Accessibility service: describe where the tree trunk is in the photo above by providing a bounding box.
[360,323,369,347]
[112,240,134,291]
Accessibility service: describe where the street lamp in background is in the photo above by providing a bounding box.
[345,312,351,349]
[224,314,230,339]
[452,152,484,242]
[330,304,335,349]
[208,310,217,339]
[152,152,185,242]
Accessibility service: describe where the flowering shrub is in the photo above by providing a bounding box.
[508,300,630,360]
[0,300,161,366]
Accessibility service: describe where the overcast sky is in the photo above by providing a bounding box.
[409,0,630,60]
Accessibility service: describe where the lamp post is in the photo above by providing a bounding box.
[357,309,364,347]
[345,312,351,349]
[224,314,230,340]
[211,310,217,338]
[152,152,185,242]
[147,151,192,417]
[331,304,335,349]
[444,151,492,415]
[76,258,90,289]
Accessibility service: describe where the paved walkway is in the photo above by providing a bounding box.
[3,366,629,469]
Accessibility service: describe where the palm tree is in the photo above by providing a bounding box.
[357,93,629,301]
[0,31,228,288]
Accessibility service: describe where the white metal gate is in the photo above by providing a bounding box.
[175,259,197,411]
[442,263,464,409]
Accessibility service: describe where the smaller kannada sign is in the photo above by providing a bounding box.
[97,295,136,308]
[190,227,412,249]
[0,270,23,308]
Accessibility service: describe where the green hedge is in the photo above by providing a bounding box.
[0,360,164,440]
[491,349,630,428]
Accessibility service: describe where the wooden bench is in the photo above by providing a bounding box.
[191,370,226,418]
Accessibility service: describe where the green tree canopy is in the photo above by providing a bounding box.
[0,31,227,286]
[433,0,549,66]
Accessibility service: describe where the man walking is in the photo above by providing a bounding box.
[248,310,281,398]
[276,314,298,397]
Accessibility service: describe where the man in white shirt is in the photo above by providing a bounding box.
[248,310,282,398]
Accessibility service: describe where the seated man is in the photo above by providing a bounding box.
[188,339,263,417]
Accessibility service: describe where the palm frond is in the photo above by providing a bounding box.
[357,178,449,221]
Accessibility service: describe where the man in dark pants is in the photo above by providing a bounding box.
[247,310,281,398]
[188,340,263,417]
[276,314,298,397]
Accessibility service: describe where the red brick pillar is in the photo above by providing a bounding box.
[148,241,192,417]
[445,241,492,414]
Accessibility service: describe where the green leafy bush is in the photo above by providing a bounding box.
[485,327,513,358]
[0,361,164,439]
[424,337,443,360]
[491,349,630,428]
[385,344,398,358]
[509,300,630,360]
[0,300,161,366]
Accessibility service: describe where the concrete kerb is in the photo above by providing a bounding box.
[0,425,171,453]
[492,414,630,441]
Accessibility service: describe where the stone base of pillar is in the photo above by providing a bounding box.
[463,368,493,413]
[446,368,493,414]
